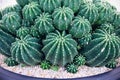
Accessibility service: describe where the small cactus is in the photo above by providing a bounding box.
[66,63,78,74]
[105,60,118,69]
[30,26,40,38]
[40,60,51,70]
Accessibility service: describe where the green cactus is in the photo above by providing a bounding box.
[78,1,98,24]
[4,57,19,66]
[51,65,59,71]
[30,26,40,38]
[16,0,29,7]
[2,12,22,35]
[34,13,55,35]
[0,28,15,57]
[69,16,92,38]
[52,7,74,30]
[40,60,51,70]
[0,10,2,20]
[42,31,78,66]
[21,19,31,27]
[79,0,89,5]
[22,2,42,22]
[17,27,30,38]
[105,60,117,69]
[66,63,78,73]
[11,35,43,65]
[82,29,120,67]
[115,28,120,37]
[73,55,86,66]
[62,0,80,12]
[39,0,61,13]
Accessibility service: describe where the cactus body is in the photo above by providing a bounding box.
[30,26,40,38]
[40,60,51,70]
[52,7,74,30]
[105,60,117,69]
[66,63,78,73]
[16,0,29,7]
[42,31,78,66]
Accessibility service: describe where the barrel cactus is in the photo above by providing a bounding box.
[22,2,42,22]
[82,29,120,67]
[34,13,54,35]
[2,12,21,35]
[4,57,19,66]
[11,35,43,65]
[66,63,78,73]
[62,0,80,13]
[78,1,98,24]
[69,16,92,38]
[105,60,117,69]
[30,26,40,38]
[0,10,2,20]
[39,0,61,13]
[0,29,15,57]
[16,0,29,7]
[52,7,74,30]
[115,28,120,37]
[42,31,78,66]
[40,60,51,70]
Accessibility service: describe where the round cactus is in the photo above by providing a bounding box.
[40,60,51,70]
[30,26,40,38]
[0,10,2,19]
[62,0,80,12]
[69,16,92,38]
[73,55,86,66]
[4,57,19,66]
[42,31,78,66]
[21,19,31,27]
[39,0,61,13]
[22,2,42,22]
[52,7,74,30]
[17,27,30,38]
[66,63,78,73]
[79,0,89,5]
[78,1,98,24]
[82,29,120,67]
[16,0,29,7]
[105,60,117,69]
[11,35,43,65]
[34,13,55,35]
[2,12,21,35]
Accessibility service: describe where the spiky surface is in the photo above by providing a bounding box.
[66,63,78,73]
[115,28,120,37]
[52,7,74,30]
[16,0,29,7]
[63,0,80,12]
[42,31,78,66]
[39,0,61,13]
[78,1,98,24]
[40,60,51,70]
[0,29,15,57]
[69,16,92,38]
[22,2,42,22]
[11,35,43,65]
[82,29,120,67]
[105,60,117,69]
[21,19,31,27]
[79,0,89,5]
[0,10,2,20]
[2,12,21,35]
[4,57,19,67]
[30,26,40,38]
[17,27,30,38]
[34,13,54,35]
[73,55,86,66]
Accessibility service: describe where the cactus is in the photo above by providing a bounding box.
[69,16,92,38]
[17,27,30,38]
[62,0,80,12]
[105,60,117,69]
[40,60,51,70]
[34,13,54,35]
[22,2,42,22]
[0,28,15,57]
[11,35,43,65]
[2,12,21,35]
[30,26,40,38]
[52,7,74,30]
[79,0,89,5]
[73,55,86,66]
[4,57,19,66]
[0,10,2,19]
[39,0,61,13]
[115,28,120,37]
[21,19,31,27]
[78,1,98,24]
[16,0,29,7]
[66,63,78,73]
[42,31,78,66]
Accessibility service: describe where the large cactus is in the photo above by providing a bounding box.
[34,13,55,35]
[42,31,78,66]
[78,1,98,24]
[69,16,92,38]
[82,29,120,67]
[22,2,42,22]
[39,0,61,13]
[11,35,43,65]
[52,7,74,30]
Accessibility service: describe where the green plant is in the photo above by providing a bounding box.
[40,60,51,70]
[30,26,40,38]
[4,57,19,66]
[39,0,61,13]
[11,35,43,65]
[16,0,29,7]
[69,16,92,38]
[79,0,89,5]
[0,10,2,19]
[42,31,78,66]
[65,63,78,73]
[105,60,118,69]
[78,1,98,24]
[34,13,54,35]
[51,65,59,71]
[82,29,120,67]
[52,7,74,30]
